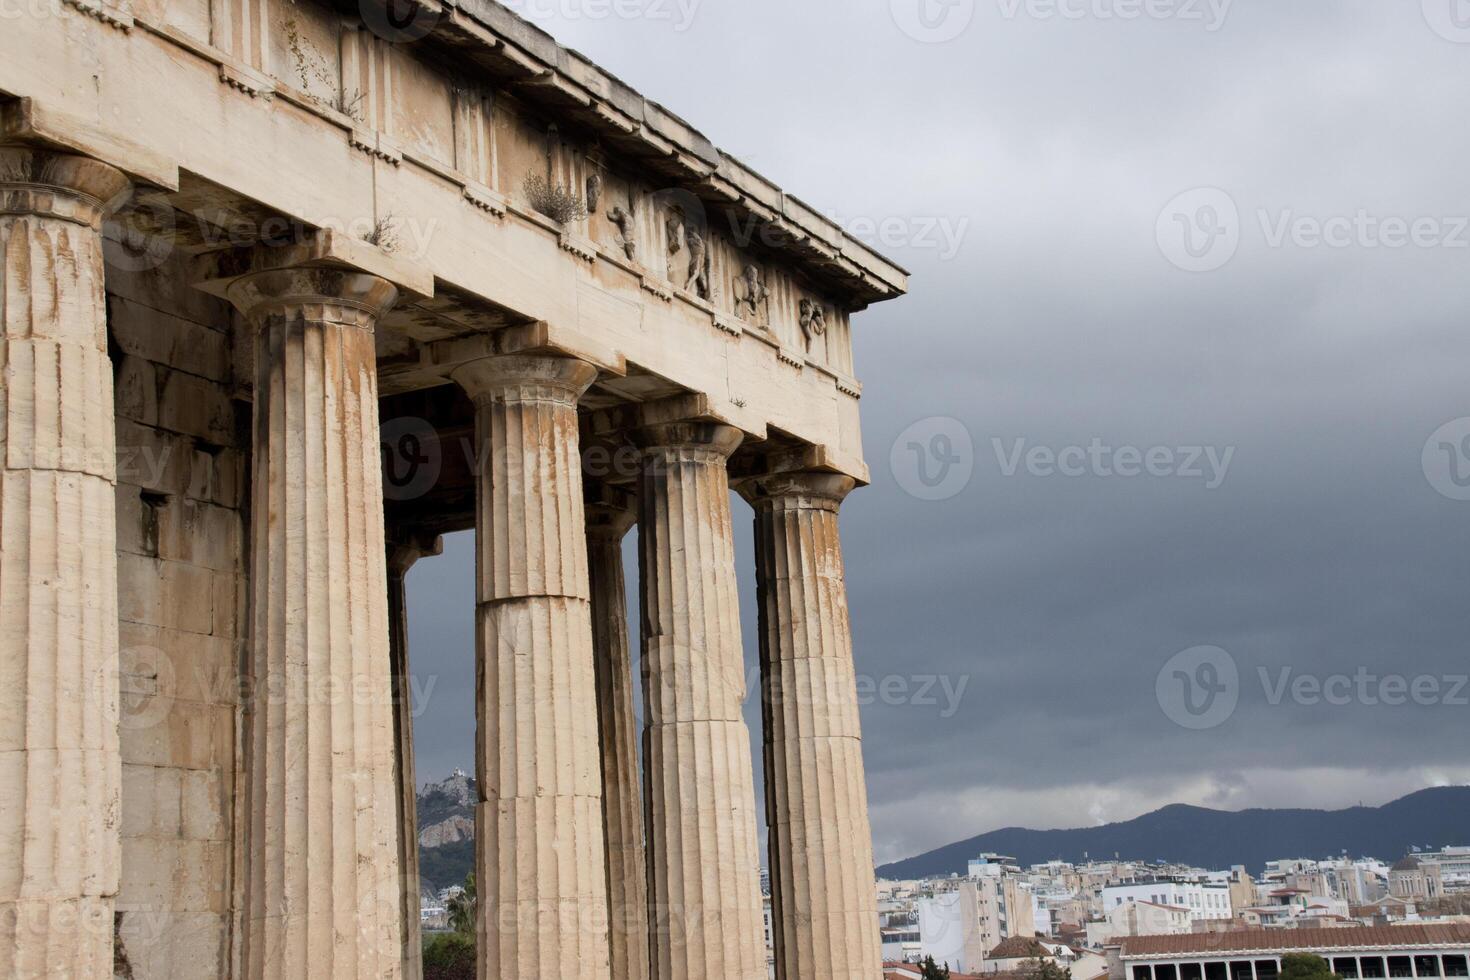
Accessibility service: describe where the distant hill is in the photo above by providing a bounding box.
[876,787,1470,879]
[417,770,476,895]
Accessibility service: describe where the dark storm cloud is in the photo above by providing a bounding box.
[406,0,1470,864]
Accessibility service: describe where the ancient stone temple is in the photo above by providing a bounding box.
[0,0,906,977]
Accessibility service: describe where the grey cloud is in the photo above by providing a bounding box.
[406,0,1470,864]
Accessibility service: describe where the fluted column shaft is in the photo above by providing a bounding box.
[741,473,881,980]
[634,422,765,980]
[451,354,611,980]
[388,534,442,980]
[0,147,131,979]
[586,494,649,980]
[229,267,404,980]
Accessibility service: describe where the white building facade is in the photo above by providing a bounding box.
[1104,880,1234,921]
[1116,924,1470,980]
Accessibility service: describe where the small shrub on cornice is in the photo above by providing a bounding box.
[365,214,399,253]
[523,172,588,225]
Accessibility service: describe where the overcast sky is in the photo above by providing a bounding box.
[405,0,1470,865]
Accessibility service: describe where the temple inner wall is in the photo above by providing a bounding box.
[109,248,245,980]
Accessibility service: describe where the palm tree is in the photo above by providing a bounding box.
[447,872,476,936]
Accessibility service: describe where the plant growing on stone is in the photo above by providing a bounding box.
[337,88,366,123]
[523,171,588,225]
[284,16,335,96]
[364,214,400,252]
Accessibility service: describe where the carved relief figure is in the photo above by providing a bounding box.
[607,205,637,261]
[799,298,827,351]
[586,173,603,213]
[666,209,685,263]
[733,263,769,325]
[686,227,710,299]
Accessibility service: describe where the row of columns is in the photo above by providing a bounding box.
[0,142,882,979]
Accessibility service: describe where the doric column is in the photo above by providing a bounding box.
[227,265,405,979]
[451,354,611,979]
[388,532,443,980]
[0,146,131,978]
[738,472,881,980]
[585,486,649,980]
[634,421,765,980]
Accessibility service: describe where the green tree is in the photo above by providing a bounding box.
[1281,954,1342,980]
[422,932,474,980]
[919,955,952,980]
[447,871,476,936]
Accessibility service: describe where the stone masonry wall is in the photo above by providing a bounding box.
[106,245,247,979]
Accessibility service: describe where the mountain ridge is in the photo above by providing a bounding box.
[417,770,476,894]
[876,787,1470,879]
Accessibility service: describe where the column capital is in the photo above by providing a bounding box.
[735,470,856,509]
[631,419,744,458]
[223,266,400,329]
[387,531,444,576]
[451,352,598,405]
[0,145,131,228]
[585,481,637,542]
